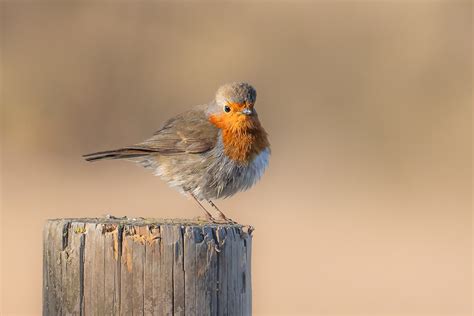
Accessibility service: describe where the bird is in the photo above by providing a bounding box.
[83,82,270,222]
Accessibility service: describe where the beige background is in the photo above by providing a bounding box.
[1,1,472,315]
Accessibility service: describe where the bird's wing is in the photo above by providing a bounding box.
[129,108,218,154]
[83,108,218,161]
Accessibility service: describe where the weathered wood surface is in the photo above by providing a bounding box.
[43,218,253,316]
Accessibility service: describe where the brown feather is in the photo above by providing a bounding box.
[84,108,219,161]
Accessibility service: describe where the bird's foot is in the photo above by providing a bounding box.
[207,200,236,224]
[214,213,237,225]
[195,215,215,223]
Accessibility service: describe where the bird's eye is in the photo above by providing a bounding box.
[224,105,231,113]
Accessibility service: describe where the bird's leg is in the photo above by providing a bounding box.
[189,193,216,222]
[208,200,236,224]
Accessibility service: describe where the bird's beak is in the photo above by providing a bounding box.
[241,108,253,115]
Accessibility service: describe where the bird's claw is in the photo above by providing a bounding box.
[213,214,237,225]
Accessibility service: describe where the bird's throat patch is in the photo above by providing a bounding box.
[209,114,269,164]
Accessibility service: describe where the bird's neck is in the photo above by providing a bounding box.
[209,115,269,164]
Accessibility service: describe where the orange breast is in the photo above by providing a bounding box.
[209,114,269,164]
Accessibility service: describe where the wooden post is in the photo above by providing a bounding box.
[43,218,253,315]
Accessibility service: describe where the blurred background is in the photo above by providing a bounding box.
[1,1,472,315]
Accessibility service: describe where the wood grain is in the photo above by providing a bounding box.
[43,218,253,315]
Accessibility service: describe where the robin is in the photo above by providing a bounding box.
[83,82,270,222]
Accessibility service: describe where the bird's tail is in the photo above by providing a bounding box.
[83,147,156,162]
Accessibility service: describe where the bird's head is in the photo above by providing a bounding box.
[207,82,269,164]
[207,82,259,132]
